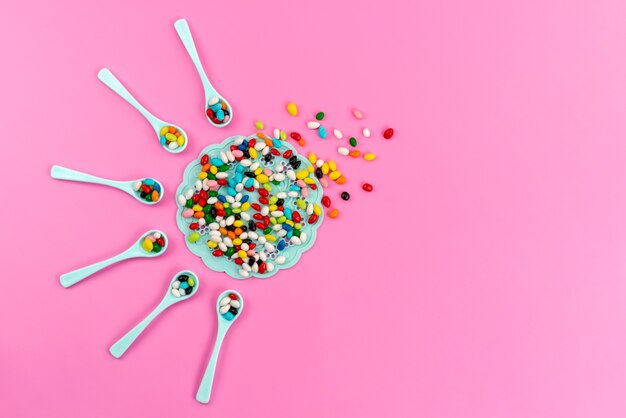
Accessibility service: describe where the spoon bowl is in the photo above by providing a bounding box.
[51,165,164,205]
[196,289,244,403]
[59,229,168,288]
[98,68,189,153]
[110,270,199,358]
[174,18,233,128]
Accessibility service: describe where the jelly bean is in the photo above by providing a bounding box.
[338,147,349,156]
[349,137,357,147]
[352,108,363,119]
[322,196,331,207]
[383,128,394,139]
[363,153,376,161]
[336,176,347,185]
[363,128,371,138]
[329,209,339,218]
[341,192,350,201]
[142,238,154,252]
[255,121,264,130]
[287,102,298,116]
[318,126,327,139]
[315,112,325,120]
[290,132,301,141]
[333,129,343,139]
[307,121,321,129]
[349,150,361,158]
[362,183,373,192]
[171,273,195,298]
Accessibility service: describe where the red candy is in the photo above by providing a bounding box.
[258,189,269,197]
[292,212,302,223]
[251,203,261,211]
[156,237,165,246]
[362,183,373,192]
[229,293,239,300]
[283,150,293,158]
[212,250,224,257]
[201,154,208,165]
[290,132,301,140]
[258,263,267,274]
[383,128,394,139]
[308,214,318,224]
[270,148,280,156]
[321,196,331,208]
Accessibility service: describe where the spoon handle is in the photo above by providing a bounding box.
[59,248,135,288]
[196,327,227,403]
[97,68,161,129]
[110,301,169,358]
[51,165,125,189]
[174,19,216,97]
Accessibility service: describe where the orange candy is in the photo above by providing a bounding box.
[329,209,340,219]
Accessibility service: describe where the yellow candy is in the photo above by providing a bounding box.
[255,121,264,130]
[280,130,287,140]
[270,217,277,224]
[263,183,272,191]
[308,153,317,164]
[232,208,242,214]
[223,202,230,208]
[286,220,294,227]
[192,204,202,211]
[233,220,244,227]
[256,174,269,183]
[308,165,314,173]
[296,170,309,180]
[188,232,200,243]
[238,250,248,259]
[188,278,195,286]
[249,148,258,159]
[142,238,153,252]
[241,202,251,211]
[160,126,169,136]
[269,204,278,211]
[176,136,185,146]
[287,102,298,116]
[210,165,218,174]
[322,163,329,174]
[329,171,341,180]
[265,234,277,242]
[208,241,218,248]
[254,167,263,175]
[198,172,208,180]
[304,177,315,184]
[329,160,337,171]
[364,153,377,161]
[165,133,177,142]
[296,199,306,209]
[233,238,242,245]
[313,204,322,216]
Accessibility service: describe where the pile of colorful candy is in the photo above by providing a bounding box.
[206,97,231,125]
[171,273,196,297]
[176,135,323,278]
[218,293,240,320]
[142,231,165,253]
[133,178,161,202]
[159,125,186,150]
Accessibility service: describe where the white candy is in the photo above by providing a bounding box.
[291,236,302,245]
[316,159,324,167]
[154,232,161,239]
[216,172,229,179]
[172,281,180,289]
[235,184,243,192]
[219,305,230,314]
[255,142,266,150]
[207,197,218,204]
[274,173,286,181]
[240,232,248,239]
[241,243,249,251]
[198,218,206,226]
[234,137,244,145]
[363,127,371,137]
[172,288,181,297]
[306,203,314,215]
[241,212,251,221]
[261,206,270,216]
[226,195,235,203]
[333,129,343,139]
[231,202,241,208]
[195,180,202,191]
[208,96,219,106]
[275,256,286,265]
[168,141,179,149]
[219,242,227,252]
[258,236,267,244]
[230,300,241,308]
[250,162,260,171]
[266,263,275,272]
[220,297,231,306]
[248,231,259,239]
[177,195,186,205]
[226,216,235,225]
[239,269,249,277]
[273,128,281,139]
[133,181,141,191]
[265,243,275,252]
[273,224,282,231]
[223,237,233,247]
[240,159,252,167]
[259,252,267,261]
[277,230,287,237]
[301,232,308,243]
[252,263,259,273]
[271,211,283,217]
[338,147,349,156]
[209,223,220,230]
[242,263,251,272]
[185,189,194,199]
[307,121,321,129]
[220,152,229,164]
[227,151,235,162]
[286,170,296,180]
[288,191,298,198]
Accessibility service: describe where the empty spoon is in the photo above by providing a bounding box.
[196,290,244,403]
[110,270,199,358]
[59,230,168,288]
[51,165,164,205]
[174,18,233,127]
[97,67,188,153]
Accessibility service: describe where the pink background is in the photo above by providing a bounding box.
[3,0,626,417]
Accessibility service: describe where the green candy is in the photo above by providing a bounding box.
[315,112,325,120]
[153,243,161,253]
[225,208,232,216]
[225,247,235,257]
[145,194,152,202]
[186,199,193,208]
[263,227,272,234]
[209,191,218,197]
[349,137,357,147]
[218,165,229,172]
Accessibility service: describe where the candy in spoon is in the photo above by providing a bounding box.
[196,290,244,403]
[59,230,168,288]
[51,165,164,205]
[174,18,233,127]
[97,68,188,153]
[109,270,199,358]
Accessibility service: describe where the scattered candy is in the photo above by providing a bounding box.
[349,150,361,158]
[383,128,394,139]
[363,128,371,138]
[322,196,331,207]
[363,153,376,161]
[171,273,196,298]
[159,125,186,150]
[315,112,325,121]
[255,121,264,130]
[133,178,161,202]
[362,183,373,192]
[287,102,298,116]
[333,129,343,139]
[318,126,327,139]
[219,293,240,320]
[206,97,231,125]
[307,121,321,129]
[338,147,349,156]
[329,208,339,218]
[349,137,357,147]
[352,109,364,119]
[341,192,350,201]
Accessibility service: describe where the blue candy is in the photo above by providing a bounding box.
[154,183,161,192]
[318,126,327,139]
[218,195,227,203]
[277,240,286,251]
[241,195,249,203]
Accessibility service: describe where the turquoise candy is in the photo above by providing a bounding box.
[180,281,189,289]
[227,187,236,196]
[160,136,166,145]
[144,179,155,186]
[224,312,234,321]
[318,126,327,139]
[211,158,224,166]
[273,139,282,148]
[216,109,225,121]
